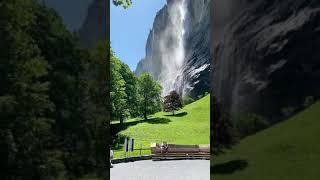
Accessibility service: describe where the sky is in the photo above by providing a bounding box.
[111,0,167,71]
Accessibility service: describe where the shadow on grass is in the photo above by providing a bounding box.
[164,112,188,117]
[111,117,171,151]
[112,134,128,150]
[111,117,171,135]
[212,160,248,174]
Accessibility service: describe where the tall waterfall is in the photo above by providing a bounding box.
[135,0,210,98]
[158,0,188,96]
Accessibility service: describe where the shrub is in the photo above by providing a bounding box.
[182,96,195,106]
[281,106,296,117]
[304,96,315,108]
[235,113,269,137]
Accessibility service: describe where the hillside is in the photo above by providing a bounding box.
[212,102,320,180]
[112,95,210,158]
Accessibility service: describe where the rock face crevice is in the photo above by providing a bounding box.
[211,0,320,121]
[136,0,211,98]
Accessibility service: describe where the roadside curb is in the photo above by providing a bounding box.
[111,155,152,164]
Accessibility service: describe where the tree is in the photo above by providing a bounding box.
[119,61,139,118]
[137,73,162,120]
[110,48,129,124]
[163,91,183,115]
[112,0,132,9]
[1,1,110,178]
[0,1,59,178]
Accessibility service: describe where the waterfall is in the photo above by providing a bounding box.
[158,0,188,96]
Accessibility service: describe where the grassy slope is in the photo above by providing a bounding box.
[113,95,210,158]
[212,102,320,180]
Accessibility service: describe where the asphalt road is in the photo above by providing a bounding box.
[110,160,210,180]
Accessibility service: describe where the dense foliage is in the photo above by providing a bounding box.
[112,0,132,9]
[137,73,162,120]
[110,48,139,123]
[163,91,183,115]
[0,0,108,179]
[110,51,162,122]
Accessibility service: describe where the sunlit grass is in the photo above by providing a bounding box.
[112,95,210,158]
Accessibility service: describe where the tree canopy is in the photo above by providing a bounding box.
[0,1,108,178]
[112,0,132,9]
[137,73,162,120]
[163,91,183,115]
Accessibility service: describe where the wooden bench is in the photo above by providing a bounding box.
[150,143,210,160]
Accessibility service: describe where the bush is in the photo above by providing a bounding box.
[281,106,296,117]
[197,94,203,99]
[235,113,269,137]
[304,96,315,108]
[182,96,195,106]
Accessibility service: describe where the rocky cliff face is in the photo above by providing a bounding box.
[211,0,320,121]
[79,0,107,49]
[136,0,211,98]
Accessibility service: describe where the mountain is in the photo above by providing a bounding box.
[78,0,107,49]
[43,0,93,31]
[212,101,320,180]
[211,0,320,121]
[135,0,211,98]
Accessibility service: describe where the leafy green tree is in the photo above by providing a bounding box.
[1,0,109,178]
[163,91,183,115]
[0,0,60,178]
[137,73,162,120]
[110,48,129,124]
[112,0,132,9]
[119,62,139,118]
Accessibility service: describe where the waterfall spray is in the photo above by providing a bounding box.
[158,0,188,96]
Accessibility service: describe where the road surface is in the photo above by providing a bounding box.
[110,160,210,180]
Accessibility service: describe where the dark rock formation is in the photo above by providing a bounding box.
[79,0,107,49]
[136,0,211,98]
[211,0,320,121]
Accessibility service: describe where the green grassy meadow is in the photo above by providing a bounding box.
[212,101,320,180]
[112,95,210,158]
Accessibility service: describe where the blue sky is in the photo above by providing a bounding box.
[111,0,166,71]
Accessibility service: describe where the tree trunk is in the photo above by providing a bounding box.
[120,116,123,124]
[172,111,175,116]
[144,112,148,120]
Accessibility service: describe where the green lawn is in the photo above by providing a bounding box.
[212,101,320,180]
[112,95,210,158]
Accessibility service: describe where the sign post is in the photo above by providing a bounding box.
[130,138,134,152]
[140,143,142,156]
[124,138,128,158]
